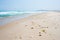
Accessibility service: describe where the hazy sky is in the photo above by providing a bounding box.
[0,0,60,11]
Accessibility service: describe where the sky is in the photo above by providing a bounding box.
[0,0,60,11]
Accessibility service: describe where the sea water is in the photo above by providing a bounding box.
[0,10,48,26]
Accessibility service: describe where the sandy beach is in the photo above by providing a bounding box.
[0,12,60,40]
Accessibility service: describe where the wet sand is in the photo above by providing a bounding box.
[0,12,60,40]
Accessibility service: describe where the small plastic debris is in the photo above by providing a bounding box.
[19,36,22,39]
[41,29,45,33]
[39,34,42,36]
[31,27,34,29]
[39,32,42,36]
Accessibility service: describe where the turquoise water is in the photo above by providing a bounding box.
[0,12,24,17]
[0,10,48,26]
[0,10,60,26]
[0,10,48,18]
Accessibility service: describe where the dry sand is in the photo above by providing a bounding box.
[0,12,60,40]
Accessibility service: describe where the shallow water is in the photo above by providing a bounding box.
[0,10,52,26]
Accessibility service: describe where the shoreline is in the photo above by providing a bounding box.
[0,11,60,28]
[0,12,60,40]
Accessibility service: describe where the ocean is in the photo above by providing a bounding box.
[0,10,51,26]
